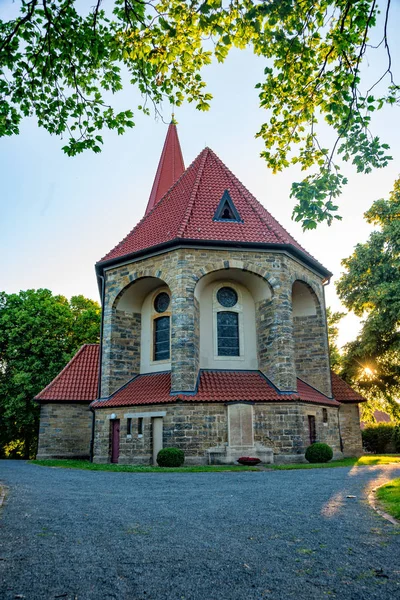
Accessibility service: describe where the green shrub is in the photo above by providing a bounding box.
[393,425,400,453]
[362,424,396,453]
[157,447,185,467]
[305,443,333,464]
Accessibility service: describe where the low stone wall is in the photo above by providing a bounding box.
[93,401,343,465]
[36,402,92,459]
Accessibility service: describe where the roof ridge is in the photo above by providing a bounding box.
[34,344,89,399]
[177,147,209,238]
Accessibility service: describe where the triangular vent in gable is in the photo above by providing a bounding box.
[213,190,243,223]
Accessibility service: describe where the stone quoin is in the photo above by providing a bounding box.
[35,123,365,464]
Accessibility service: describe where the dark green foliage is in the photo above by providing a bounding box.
[393,426,400,453]
[362,424,399,454]
[0,289,101,458]
[157,447,185,468]
[338,178,400,421]
[305,443,333,464]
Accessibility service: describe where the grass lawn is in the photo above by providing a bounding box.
[376,478,400,520]
[271,455,400,470]
[30,455,400,473]
[30,459,259,473]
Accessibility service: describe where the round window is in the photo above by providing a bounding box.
[217,286,238,308]
[154,292,170,313]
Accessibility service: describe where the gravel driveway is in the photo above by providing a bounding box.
[1,461,400,600]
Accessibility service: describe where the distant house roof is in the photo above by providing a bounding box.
[330,372,366,403]
[35,344,365,408]
[98,145,331,278]
[35,344,99,402]
[361,410,392,429]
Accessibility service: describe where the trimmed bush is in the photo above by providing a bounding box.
[362,424,397,453]
[305,443,333,464]
[157,447,184,467]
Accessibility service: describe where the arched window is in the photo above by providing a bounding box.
[214,285,242,358]
[217,311,239,356]
[152,291,171,362]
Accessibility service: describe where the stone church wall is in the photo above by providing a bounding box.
[93,402,342,465]
[36,402,92,459]
[339,403,363,456]
[101,309,141,397]
[100,247,330,397]
[293,310,331,396]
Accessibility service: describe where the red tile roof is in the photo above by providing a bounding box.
[99,146,329,276]
[330,371,366,403]
[91,370,340,409]
[35,344,99,402]
[145,122,185,215]
[36,343,364,408]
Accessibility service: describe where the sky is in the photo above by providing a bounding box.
[1,1,399,349]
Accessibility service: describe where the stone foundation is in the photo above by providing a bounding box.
[93,401,345,465]
[36,402,92,459]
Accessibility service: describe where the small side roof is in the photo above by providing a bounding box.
[35,344,99,402]
[330,372,366,403]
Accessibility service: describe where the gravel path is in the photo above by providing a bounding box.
[1,461,400,600]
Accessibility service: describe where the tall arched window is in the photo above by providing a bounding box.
[217,311,239,356]
[152,291,171,361]
[214,285,242,358]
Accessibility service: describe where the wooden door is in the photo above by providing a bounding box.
[111,419,120,464]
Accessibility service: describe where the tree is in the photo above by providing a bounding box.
[1,1,398,228]
[326,307,345,373]
[0,289,101,458]
[337,177,400,422]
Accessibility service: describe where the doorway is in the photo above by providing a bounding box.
[111,419,120,464]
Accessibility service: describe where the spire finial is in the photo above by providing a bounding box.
[171,111,177,125]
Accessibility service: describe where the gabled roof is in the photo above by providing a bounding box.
[35,344,99,402]
[99,147,330,277]
[330,372,367,403]
[145,121,185,215]
[91,370,340,409]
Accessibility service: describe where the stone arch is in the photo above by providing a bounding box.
[111,271,172,310]
[290,272,324,307]
[292,279,320,318]
[194,267,273,371]
[192,261,277,299]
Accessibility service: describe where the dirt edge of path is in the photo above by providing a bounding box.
[368,485,399,527]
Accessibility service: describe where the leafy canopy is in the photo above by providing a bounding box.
[1,0,398,228]
[0,289,101,457]
[337,177,400,421]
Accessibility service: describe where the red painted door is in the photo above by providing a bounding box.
[111,419,120,463]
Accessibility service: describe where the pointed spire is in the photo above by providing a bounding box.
[145,120,185,215]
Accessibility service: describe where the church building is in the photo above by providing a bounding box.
[35,123,365,465]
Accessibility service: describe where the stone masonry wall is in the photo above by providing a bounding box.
[101,309,141,397]
[293,309,332,396]
[36,402,92,459]
[339,403,363,456]
[100,248,329,397]
[93,401,341,465]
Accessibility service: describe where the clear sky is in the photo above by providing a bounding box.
[1,1,399,348]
